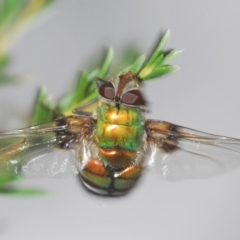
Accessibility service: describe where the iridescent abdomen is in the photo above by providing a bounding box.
[79,103,146,195]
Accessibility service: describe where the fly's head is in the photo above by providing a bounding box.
[96,71,146,109]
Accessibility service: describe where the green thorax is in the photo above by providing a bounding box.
[95,102,145,151]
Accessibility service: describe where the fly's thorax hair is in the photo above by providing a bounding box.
[76,133,148,171]
[75,132,103,170]
[74,111,149,171]
[98,133,148,170]
[130,130,148,167]
[96,101,147,129]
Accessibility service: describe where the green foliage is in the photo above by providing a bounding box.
[31,30,181,125]
[3,0,192,197]
[0,0,56,86]
[138,30,182,80]
[0,0,181,199]
[0,0,56,193]
[31,88,56,125]
[59,47,114,114]
[0,172,45,196]
[31,48,114,124]
[120,54,146,75]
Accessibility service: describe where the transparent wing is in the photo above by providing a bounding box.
[145,119,240,181]
[0,116,93,178]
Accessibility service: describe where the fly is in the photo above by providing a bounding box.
[1,31,240,195]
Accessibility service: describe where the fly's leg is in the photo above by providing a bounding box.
[73,99,99,115]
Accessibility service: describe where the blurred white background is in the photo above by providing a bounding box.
[1,0,240,239]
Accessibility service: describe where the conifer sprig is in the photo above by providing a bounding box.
[138,30,182,80]
[31,30,181,124]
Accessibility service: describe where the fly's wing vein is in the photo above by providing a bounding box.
[0,116,94,177]
[145,119,240,181]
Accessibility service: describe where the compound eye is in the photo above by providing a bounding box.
[99,82,115,100]
[122,90,145,105]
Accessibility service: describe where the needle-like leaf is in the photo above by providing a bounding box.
[31,47,114,123]
[31,30,181,123]
[138,30,181,81]
[121,54,146,74]
[31,88,56,125]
